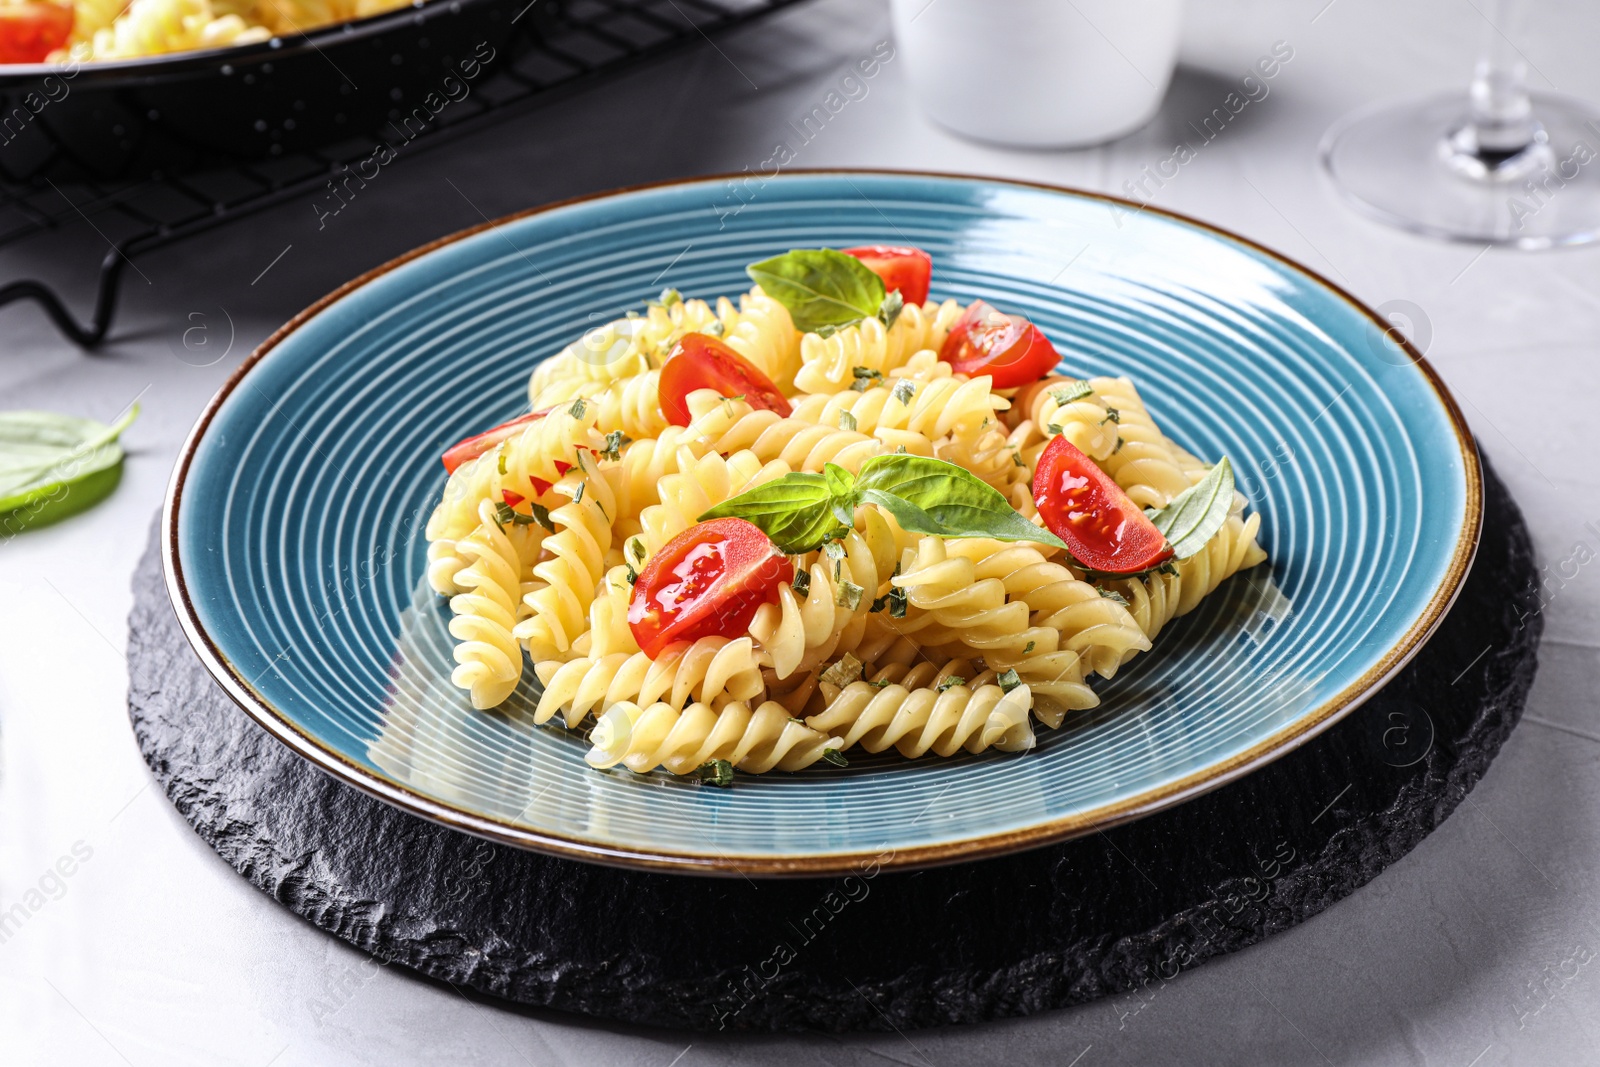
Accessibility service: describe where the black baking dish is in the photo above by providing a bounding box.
[0,0,535,184]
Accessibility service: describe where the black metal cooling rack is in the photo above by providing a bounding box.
[0,0,806,348]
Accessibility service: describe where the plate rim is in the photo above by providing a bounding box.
[161,168,1484,877]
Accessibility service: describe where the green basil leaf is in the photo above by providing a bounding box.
[822,462,857,527]
[0,405,138,533]
[746,249,886,334]
[855,454,1067,549]
[699,472,842,553]
[877,289,904,331]
[1147,457,1235,559]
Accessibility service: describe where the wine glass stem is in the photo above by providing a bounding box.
[1465,0,1539,156]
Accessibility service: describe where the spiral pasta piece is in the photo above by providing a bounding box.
[747,515,896,679]
[792,299,965,394]
[502,400,606,501]
[1009,375,1121,465]
[787,374,1008,446]
[586,699,841,775]
[807,676,1036,759]
[587,368,670,440]
[940,539,1153,678]
[887,536,1063,664]
[513,453,616,661]
[534,637,766,728]
[526,299,722,408]
[636,447,793,557]
[446,501,527,710]
[1111,512,1268,642]
[1087,376,1192,509]
[722,288,803,390]
[680,390,892,474]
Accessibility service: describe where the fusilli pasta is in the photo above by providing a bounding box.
[423,265,1269,782]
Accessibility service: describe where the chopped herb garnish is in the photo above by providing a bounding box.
[497,451,508,476]
[1013,452,1026,468]
[997,668,1022,692]
[1114,437,1125,454]
[573,480,586,504]
[528,503,556,532]
[568,398,587,420]
[888,586,908,618]
[600,430,629,462]
[839,410,858,432]
[820,653,865,688]
[706,319,726,337]
[891,378,916,405]
[877,289,904,331]
[1098,587,1130,605]
[1046,423,1063,436]
[695,759,735,788]
[835,579,864,611]
[625,536,647,567]
[494,501,536,527]
[936,675,965,692]
[869,677,892,688]
[820,748,849,768]
[822,540,846,577]
[1101,407,1121,425]
[792,569,812,598]
[851,366,885,392]
[1050,380,1094,406]
[1157,560,1179,576]
[1023,640,1035,654]
[869,593,889,613]
[657,287,682,308]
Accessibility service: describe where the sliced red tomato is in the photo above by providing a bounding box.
[938,300,1060,388]
[659,333,792,427]
[441,408,554,474]
[0,2,72,64]
[842,245,932,306]
[628,518,793,657]
[1032,436,1173,575]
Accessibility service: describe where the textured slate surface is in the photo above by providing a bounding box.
[127,459,1539,1033]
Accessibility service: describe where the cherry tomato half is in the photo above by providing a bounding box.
[937,300,1060,388]
[440,408,553,474]
[628,518,793,658]
[842,245,932,306]
[1032,435,1173,575]
[0,2,72,64]
[659,333,792,427]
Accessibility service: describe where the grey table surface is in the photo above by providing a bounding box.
[3,0,1599,1062]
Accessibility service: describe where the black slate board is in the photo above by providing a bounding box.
[127,459,1540,1033]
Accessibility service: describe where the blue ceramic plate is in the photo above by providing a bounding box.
[164,172,1480,876]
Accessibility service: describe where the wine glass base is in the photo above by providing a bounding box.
[1321,91,1600,248]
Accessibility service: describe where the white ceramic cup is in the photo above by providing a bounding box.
[891,0,1184,148]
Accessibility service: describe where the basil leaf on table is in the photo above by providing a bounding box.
[746,249,886,334]
[0,406,139,533]
[1147,457,1235,559]
[854,454,1068,549]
